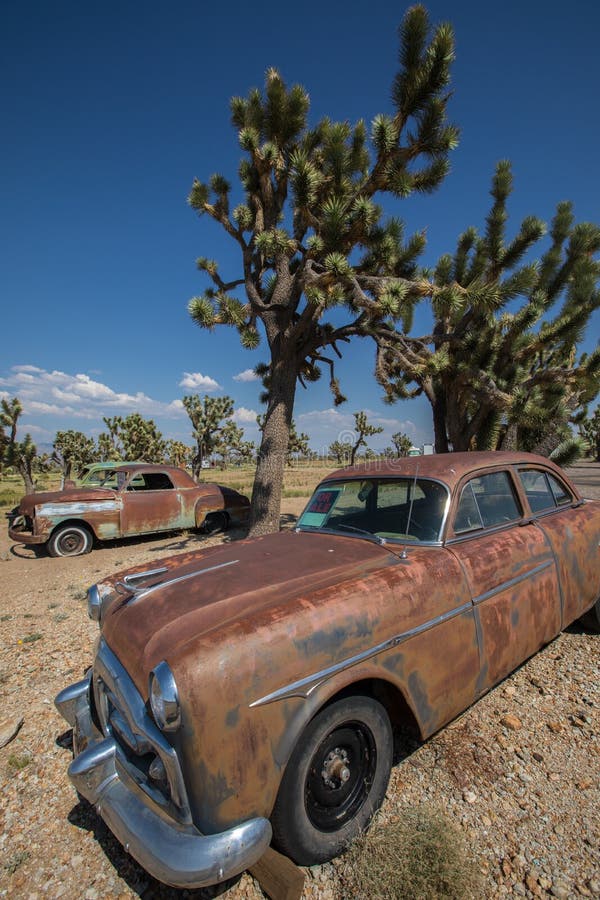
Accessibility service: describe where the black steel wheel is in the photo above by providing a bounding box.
[48,523,93,558]
[271,695,392,865]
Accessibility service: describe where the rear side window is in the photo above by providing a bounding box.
[454,471,521,534]
[519,469,573,513]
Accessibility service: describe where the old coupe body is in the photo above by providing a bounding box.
[55,452,600,887]
[8,464,249,556]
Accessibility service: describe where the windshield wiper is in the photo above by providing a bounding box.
[333,523,387,545]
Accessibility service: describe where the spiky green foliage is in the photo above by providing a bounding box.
[166,440,192,469]
[0,397,39,493]
[52,430,97,479]
[579,405,600,460]
[350,411,384,465]
[97,414,165,463]
[377,161,600,454]
[187,7,458,532]
[391,431,413,456]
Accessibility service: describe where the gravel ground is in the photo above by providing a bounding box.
[0,465,599,899]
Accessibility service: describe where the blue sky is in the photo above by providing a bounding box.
[2,0,599,454]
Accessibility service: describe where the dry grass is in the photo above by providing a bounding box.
[335,806,483,900]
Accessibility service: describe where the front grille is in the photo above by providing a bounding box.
[92,639,191,824]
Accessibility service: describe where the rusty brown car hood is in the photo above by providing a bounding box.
[17,487,117,513]
[101,530,401,693]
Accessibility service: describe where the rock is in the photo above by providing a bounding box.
[501,714,522,730]
[547,721,563,733]
[0,716,24,748]
[462,789,477,803]
[550,880,571,898]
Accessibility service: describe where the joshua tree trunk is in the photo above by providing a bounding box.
[249,351,297,536]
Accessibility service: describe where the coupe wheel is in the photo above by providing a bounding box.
[203,511,228,534]
[271,696,392,865]
[48,524,93,558]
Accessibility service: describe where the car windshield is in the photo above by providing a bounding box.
[297,477,449,543]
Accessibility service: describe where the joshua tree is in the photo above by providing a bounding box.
[376,161,600,453]
[1,397,37,494]
[182,394,240,477]
[349,412,384,466]
[52,430,96,479]
[391,431,413,456]
[187,6,458,532]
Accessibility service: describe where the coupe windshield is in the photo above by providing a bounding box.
[297,477,448,543]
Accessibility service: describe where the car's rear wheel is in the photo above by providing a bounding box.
[579,597,600,633]
[48,524,93,558]
[203,511,228,534]
[270,695,392,865]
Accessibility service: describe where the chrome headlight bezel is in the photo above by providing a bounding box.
[149,661,181,732]
[87,584,102,622]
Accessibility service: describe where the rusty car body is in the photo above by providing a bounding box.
[8,464,249,556]
[55,452,600,887]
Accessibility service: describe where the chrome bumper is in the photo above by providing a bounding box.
[55,675,272,888]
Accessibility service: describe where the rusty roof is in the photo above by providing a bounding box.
[323,451,574,493]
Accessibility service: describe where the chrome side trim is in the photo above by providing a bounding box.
[250,599,474,708]
[471,559,554,606]
[37,500,120,516]
[126,559,239,604]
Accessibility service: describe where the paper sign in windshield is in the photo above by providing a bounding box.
[300,489,341,527]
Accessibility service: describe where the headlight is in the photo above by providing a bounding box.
[149,661,180,731]
[87,584,102,622]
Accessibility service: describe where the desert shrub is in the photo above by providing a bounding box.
[335,806,482,900]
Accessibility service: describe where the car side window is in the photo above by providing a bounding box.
[454,471,521,534]
[519,469,573,513]
[127,472,174,491]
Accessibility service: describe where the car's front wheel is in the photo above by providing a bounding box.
[47,523,93,558]
[270,695,393,865]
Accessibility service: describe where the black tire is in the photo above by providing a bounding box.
[47,523,93,558]
[202,511,228,534]
[579,598,600,633]
[271,696,393,866]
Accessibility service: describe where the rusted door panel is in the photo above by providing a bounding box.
[120,490,184,536]
[534,503,600,627]
[377,609,480,738]
[450,525,561,692]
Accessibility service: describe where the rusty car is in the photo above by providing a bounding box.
[8,463,249,557]
[55,452,600,887]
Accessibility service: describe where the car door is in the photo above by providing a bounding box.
[517,467,600,627]
[120,471,184,537]
[446,468,562,695]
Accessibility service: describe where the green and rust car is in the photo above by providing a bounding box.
[8,463,249,556]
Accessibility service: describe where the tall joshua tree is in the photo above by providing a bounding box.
[188,6,458,534]
[376,161,600,453]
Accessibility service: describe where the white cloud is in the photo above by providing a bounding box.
[0,364,188,427]
[179,372,221,391]
[232,406,258,424]
[233,368,260,383]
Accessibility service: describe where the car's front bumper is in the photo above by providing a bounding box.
[8,517,46,545]
[55,673,272,889]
